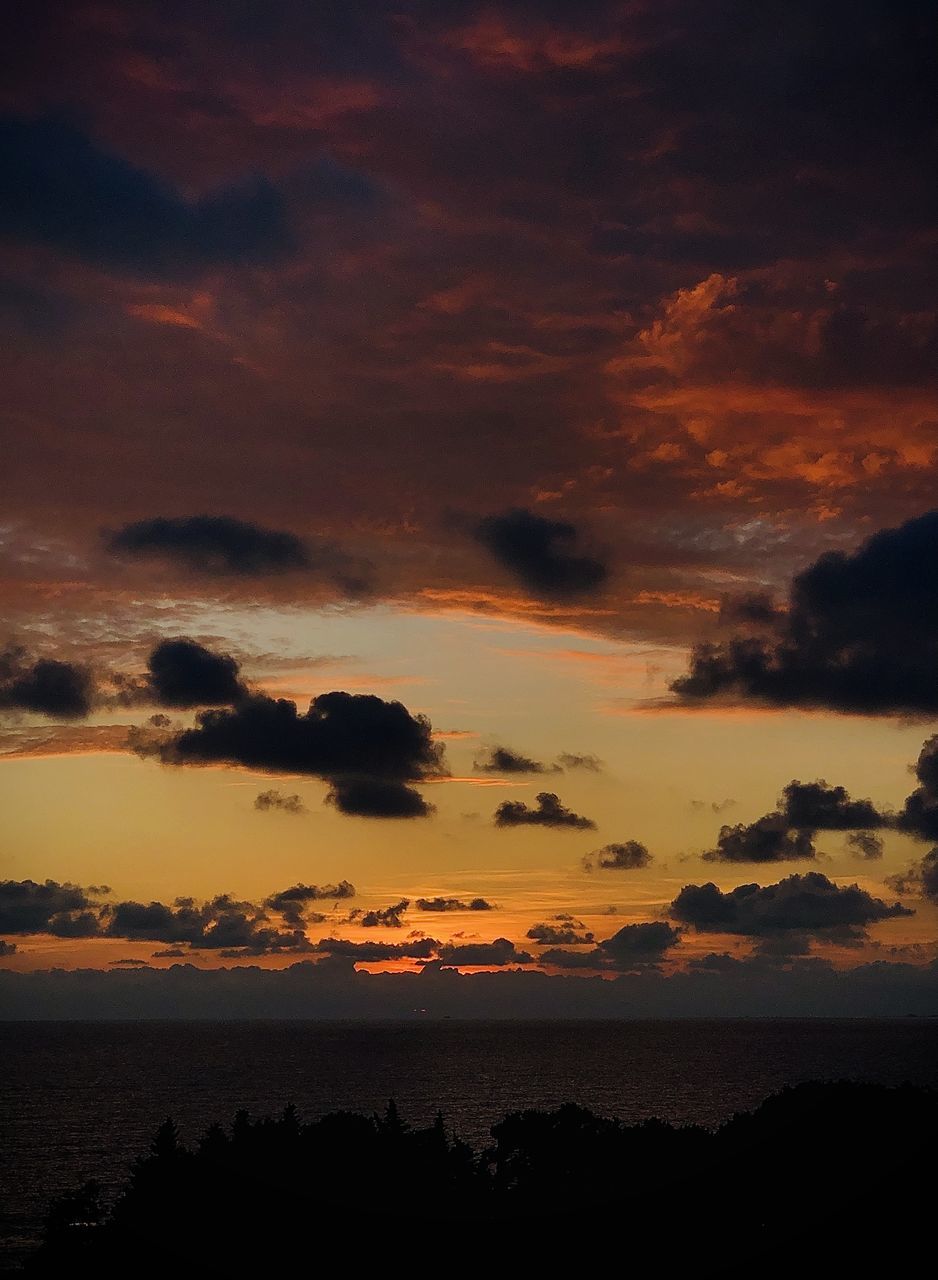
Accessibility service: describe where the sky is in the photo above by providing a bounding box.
[2,0,938,1015]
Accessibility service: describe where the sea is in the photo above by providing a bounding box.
[2,1018,938,1267]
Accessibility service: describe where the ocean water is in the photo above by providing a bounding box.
[2,1018,938,1265]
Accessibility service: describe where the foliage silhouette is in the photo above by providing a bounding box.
[27,1081,936,1276]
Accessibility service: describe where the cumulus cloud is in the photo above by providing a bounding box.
[438,937,533,966]
[415,897,494,912]
[526,921,595,945]
[780,781,888,830]
[583,840,652,871]
[673,510,938,715]
[0,878,364,955]
[325,777,434,818]
[542,921,682,971]
[355,899,410,928]
[703,814,817,863]
[0,116,292,277]
[313,937,439,962]
[494,791,596,830]
[151,691,443,820]
[254,789,307,815]
[146,638,248,709]
[0,878,102,936]
[0,649,94,719]
[898,736,938,840]
[670,873,912,943]
[886,849,938,904]
[475,509,607,598]
[473,745,559,774]
[0,940,18,957]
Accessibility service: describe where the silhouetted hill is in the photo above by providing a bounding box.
[25,1081,935,1277]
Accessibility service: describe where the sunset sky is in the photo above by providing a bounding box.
[2,1,937,1014]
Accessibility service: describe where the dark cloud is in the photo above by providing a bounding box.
[846,832,885,861]
[473,745,558,774]
[780,781,888,830]
[264,882,356,909]
[0,648,94,719]
[153,691,443,819]
[583,840,652,872]
[0,116,292,277]
[106,515,373,595]
[673,511,938,715]
[151,948,186,959]
[0,878,100,935]
[314,937,439,962]
[886,849,938,904]
[109,957,149,967]
[0,940,18,957]
[147,638,247,709]
[254,789,307,815]
[438,937,533,966]
[355,899,410,929]
[543,920,682,970]
[703,814,817,863]
[325,777,434,818]
[475,509,607,598]
[597,921,682,962]
[415,897,494,912]
[670,873,912,942]
[494,791,596,830]
[526,921,594,945]
[898,736,938,840]
[103,893,313,955]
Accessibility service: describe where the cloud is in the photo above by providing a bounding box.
[102,894,314,955]
[542,920,682,970]
[151,948,185,958]
[886,849,938,904]
[314,937,439,962]
[473,745,559,774]
[147,638,248,709]
[673,510,938,715]
[846,832,885,861]
[556,753,604,773]
[152,691,444,820]
[0,116,292,277]
[0,649,94,719]
[526,921,594,945]
[254,789,307,815]
[475,509,607,597]
[494,791,596,830]
[106,515,311,576]
[415,897,494,912]
[262,883,355,930]
[583,840,653,871]
[0,878,101,935]
[898,736,938,840]
[355,899,410,928]
[670,872,912,942]
[703,814,817,863]
[325,777,434,818]
[109,957,148,967]
[780,781,888,830]
[438,937,533,966]
[0,940,18,957]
